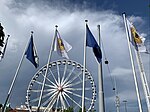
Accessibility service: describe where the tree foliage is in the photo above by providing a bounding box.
[64,107,74,112]
[78,107,86,112]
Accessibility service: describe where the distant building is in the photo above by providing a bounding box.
[11,105,56,112]
[14,105,29,112]
[0,105,64,112]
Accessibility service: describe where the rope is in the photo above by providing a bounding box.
[100,37,116,90]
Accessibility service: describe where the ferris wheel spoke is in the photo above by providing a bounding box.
[48,68,59,86]
[56,64,61,85]
[31,88,56,93]
[65,90,92,101]
[63,78,88,88]
[45,76,58,88]
[62,92,70,107]
[55,93,60,110]
[63,92,82,108]
[65,87,91,91]
[41,73,58,88]
[42,90,57,99]
[34,80,57,89]
[41,90,58,107]
[30,98,39,103]
[60,92,66,109]
[61,67,75,86]
[63,71,82,88]
[67,71,82,84]
[30,89,42,93]
[31,89,57,104]
[61,61,68,85]
[63,80,82,88]
[44,92,59,112]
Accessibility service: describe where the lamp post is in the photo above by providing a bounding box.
[123,100,127,112]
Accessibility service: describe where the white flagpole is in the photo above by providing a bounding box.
[122,13,143,112]
[81,20,88,112]
[97,25,105,112]
[134,48,150,111]
[2,31,33,112]
[113,76,120,112]
[37,25,57,112]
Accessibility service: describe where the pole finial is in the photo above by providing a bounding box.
[85,20,88,23]
[55,25,58,28]
[31,31,34,34]
[122,12,126,15]
[97,25,100,28]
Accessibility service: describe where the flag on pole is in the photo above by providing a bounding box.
[126,19,147,53]
[53,29,72,59]
[0,44,5,61]
[25,33,39,68]
[0,35,10,61]
[86,24,102,63]
[1,36,9,58]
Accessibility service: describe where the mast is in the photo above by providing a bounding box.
[134,48,150,112]
[113,76,120,112]
[97,25,105,112]
[2,32,32,112]
[81,20,87,112]
[122,13,143,112]
[123,100,127,112]
[37,25,57,112]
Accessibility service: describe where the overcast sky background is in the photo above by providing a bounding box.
[0,0,150,111]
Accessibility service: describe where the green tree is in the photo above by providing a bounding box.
[64,107,74,112]
[5,103,13,112]
[0,104,3,108]
[78,107,86,112]
[89,109,96,112]
[5,107,12,112]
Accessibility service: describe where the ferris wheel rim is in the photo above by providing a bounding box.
[26,59,96,111]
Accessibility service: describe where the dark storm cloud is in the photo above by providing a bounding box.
[9,0,117,12]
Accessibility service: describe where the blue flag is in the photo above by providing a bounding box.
[86,24,102,63]
[25,34,39,68]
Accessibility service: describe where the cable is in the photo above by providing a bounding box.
[100,36,116,90]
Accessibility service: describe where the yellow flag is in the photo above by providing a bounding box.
[127,19,147,53]
[130,27,142,44]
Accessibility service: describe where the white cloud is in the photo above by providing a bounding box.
[111,67,132,76]
[129,16,144,24]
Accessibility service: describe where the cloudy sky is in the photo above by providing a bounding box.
[0,0,150,111]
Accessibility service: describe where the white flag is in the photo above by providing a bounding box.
[53,30,72,59]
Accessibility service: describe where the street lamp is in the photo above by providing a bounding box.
[123,100,127,112]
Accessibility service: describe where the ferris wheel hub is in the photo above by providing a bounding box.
[58,86,63,92]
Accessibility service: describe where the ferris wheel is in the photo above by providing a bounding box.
[26,59,96,112]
